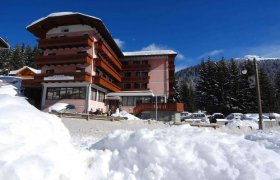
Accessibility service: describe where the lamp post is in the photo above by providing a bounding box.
[242,58,263,130]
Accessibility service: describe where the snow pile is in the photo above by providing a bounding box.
[48,102,68,112]
[0,84,18,96]
[0,95,91,180]
[111,110,140,120]
[246,131,280,154]
[90,125,280,179]
[226,119,259,129]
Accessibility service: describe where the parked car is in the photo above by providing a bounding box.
[183,113,209,123]
[226,113,243,121]
[241,114,271,121]
[209,113,225,123]
[181,111,191,121]
[48,103,76,113]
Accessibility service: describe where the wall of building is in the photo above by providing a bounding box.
[89,100,107,113]
[46,24,93,35]
[148,57,169,97]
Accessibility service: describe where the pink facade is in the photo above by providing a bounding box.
[148,58,169,96]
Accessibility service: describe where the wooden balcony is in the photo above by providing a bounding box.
[35,53,92,66]
[122,88,149,91]
[169,76,176,82]
[34,72,91,83]
[133,103,184,115]
[122,76,150,83]
[94,58,121,82]
[22,79,42,88]
[94,41,122,70]
[38,36,93,49]
[122,64,150,71]
[93,75,121,92]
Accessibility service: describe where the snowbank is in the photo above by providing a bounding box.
[0,95,91,180]
[90,125,280,179]
[1,85,280,180]
[0,84,18,96]
[226,119,259,129]
[111,110,140,120]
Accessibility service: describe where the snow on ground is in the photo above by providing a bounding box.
[1,85,280,179]
[62,118,169,146]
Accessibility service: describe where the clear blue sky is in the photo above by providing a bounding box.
[1,0,280,70]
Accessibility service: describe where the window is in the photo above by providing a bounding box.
[77,50,87,54]
[124,83,131,89]
[142,72,148,77]
[124,72,131,77]
[76,67,85,73]
[133,61,140,65]
[46,87,86,100]
[127,97,134,106]
[61,28,69,32]
[122,61,128,65]
[136,72,141,77]
[142,60,148,64]
[91,88,97,101]
[98,91,105,102]
[48,53,56,56]
[46,69,54,74]
[134,83,141,89]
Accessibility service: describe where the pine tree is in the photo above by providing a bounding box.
[275,71,280,111]
[228,59,240,112]
[0,48,11,75]
[180,80,197,112]
[9,44,25,70]
[259,68,276,112]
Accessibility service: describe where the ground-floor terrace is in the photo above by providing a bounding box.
[22,80,184,117]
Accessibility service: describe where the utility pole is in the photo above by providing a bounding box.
[253,58,263,130]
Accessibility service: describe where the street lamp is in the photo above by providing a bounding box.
[242,58,264,130]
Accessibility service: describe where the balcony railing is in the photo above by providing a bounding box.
[169,64,175,71]
[122,76,150,82]
[122,64,151,71]
[35,53,92,65]
[94,41,122,70]
[133,103,184,115]
[94,58,121,82]
[38,36,93,49]
[93,75,121,92]
[34,72,91,82]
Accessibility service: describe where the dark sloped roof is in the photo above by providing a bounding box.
[26,12,123,57]
[0,37,10,48]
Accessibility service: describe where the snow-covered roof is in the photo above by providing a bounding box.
[0,37,10,49]
[9,66,41,75]
[123,50,177,57]
[26,12,123,57]
[106,90,154,97]
[26,12,101,29]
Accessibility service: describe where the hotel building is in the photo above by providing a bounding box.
[24,12,182,115]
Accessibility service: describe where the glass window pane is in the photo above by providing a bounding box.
[80,88,85,99]
[60,88,66,99]
[53,88,60,100]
